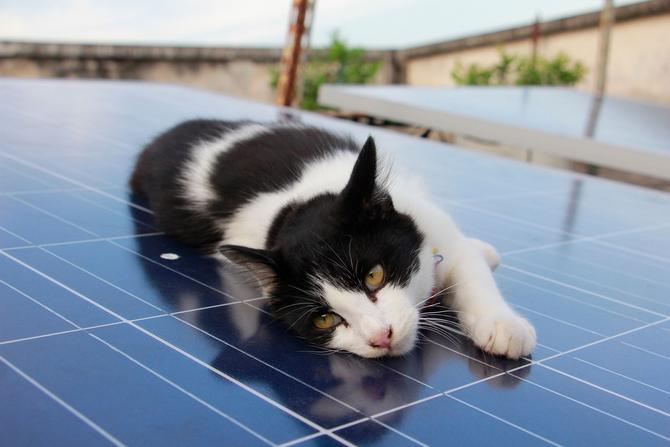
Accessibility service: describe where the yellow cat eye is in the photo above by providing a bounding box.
[365,264,385,290]
[313,313,342,329]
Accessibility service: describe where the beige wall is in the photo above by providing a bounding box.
[0,52,392,104]
[139,60,277,103]
[0,57,278,103]
[405,14,670,104]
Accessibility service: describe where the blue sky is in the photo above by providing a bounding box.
[0,0,638,48]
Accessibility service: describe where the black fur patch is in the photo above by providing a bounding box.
[131,119,240,250]
[131,121,358,252]
[208,126,358,221]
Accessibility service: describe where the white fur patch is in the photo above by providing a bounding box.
[222,150,359,248]
[320,281,421,358]
[181,124,267,210]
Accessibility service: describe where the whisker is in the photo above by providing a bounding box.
[420,327,458,343]
[419,317,463,329]
[419,318,464,333]
[419,325,461,345]
[276,301,321,311]
[420,309,463,318]
[320,239,351,275]
[286,308,317,330]
[287,284,315,295]
[420,307,461,313]
[298,345,347,356]
[415,282,460,309]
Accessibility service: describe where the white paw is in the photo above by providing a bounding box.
[469,313,536,359]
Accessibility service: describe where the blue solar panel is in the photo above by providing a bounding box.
[1,78,669,446]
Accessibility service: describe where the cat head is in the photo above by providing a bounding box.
[221,136,433,358]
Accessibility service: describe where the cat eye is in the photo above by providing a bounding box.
[365,264,385,291]
[312,312,343,329]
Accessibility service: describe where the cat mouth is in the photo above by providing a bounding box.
[367,348,391,358]
[368,344,401,357]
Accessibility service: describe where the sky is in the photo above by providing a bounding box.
[0,0,639,49]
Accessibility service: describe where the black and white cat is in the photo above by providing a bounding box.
[131,120,536,359]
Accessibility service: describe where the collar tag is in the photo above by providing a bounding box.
[428,247,444,305]
[432,247,444,267]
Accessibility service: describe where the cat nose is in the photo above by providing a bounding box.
[369,326,393,349]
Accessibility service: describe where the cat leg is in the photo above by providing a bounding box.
[391,193,534,358]
[447,240,536,359]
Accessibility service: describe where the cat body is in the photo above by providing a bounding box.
[131,120,536,359]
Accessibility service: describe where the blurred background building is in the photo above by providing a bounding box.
[1,0,668,104]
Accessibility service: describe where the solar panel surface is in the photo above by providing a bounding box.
[1,78,669,446]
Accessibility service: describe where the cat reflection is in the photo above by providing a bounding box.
[128,205,529,433]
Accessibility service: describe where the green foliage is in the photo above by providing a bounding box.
[271,33,381,110]
[452,50,586,86]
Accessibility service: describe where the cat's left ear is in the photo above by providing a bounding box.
[220,245,278,291]
[340,136,378,210]
[339,136,393,218]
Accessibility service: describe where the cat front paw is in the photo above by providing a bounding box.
[469,313,536,359]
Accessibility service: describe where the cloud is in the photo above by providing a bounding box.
[0,0,292,45]
[0,0,638,48]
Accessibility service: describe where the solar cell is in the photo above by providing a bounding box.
[1,79,668,446]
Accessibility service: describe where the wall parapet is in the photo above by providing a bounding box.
[395,0,670,60]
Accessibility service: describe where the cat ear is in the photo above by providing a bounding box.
[219,245,278,291]
[340,136,378,211]
[339,136,394,219]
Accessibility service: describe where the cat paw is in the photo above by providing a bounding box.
[469,313,536,359]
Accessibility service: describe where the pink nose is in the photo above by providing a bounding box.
[369,326,393,350]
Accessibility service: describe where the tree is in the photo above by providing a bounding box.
[271,33,381,110]
[452,50,586,86]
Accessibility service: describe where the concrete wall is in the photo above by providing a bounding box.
[0,57,280,102]
[403,3,670,103]
[0,43,393,104]
[0,44,285,102]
